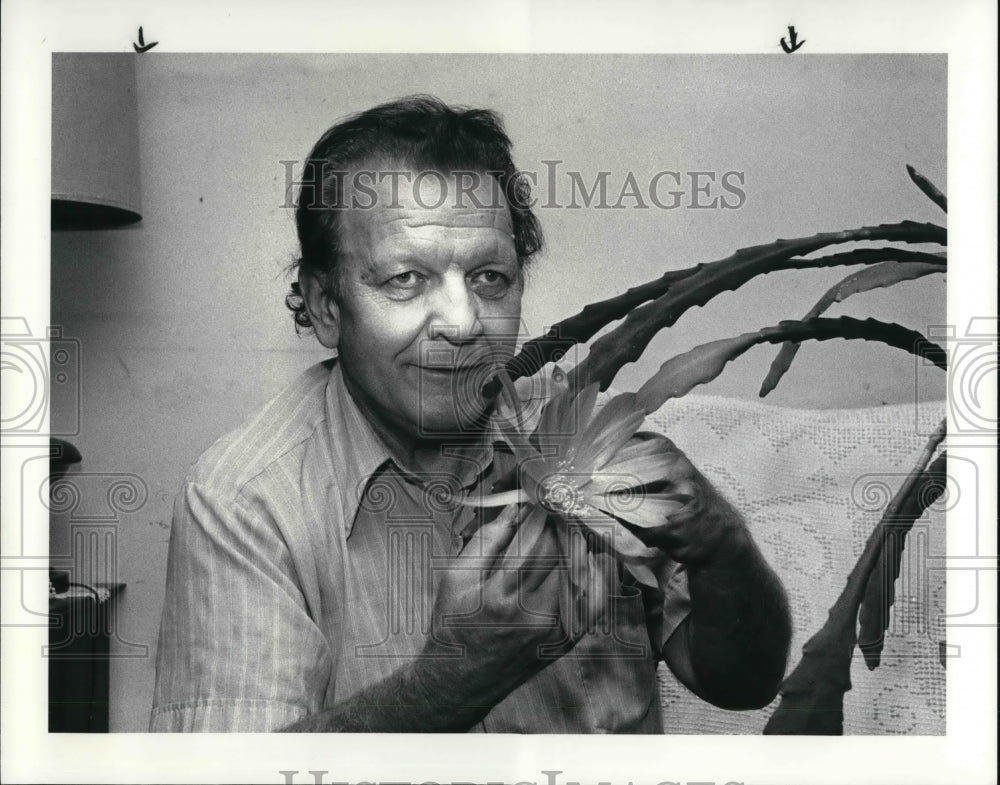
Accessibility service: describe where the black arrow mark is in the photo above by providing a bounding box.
[133,26,158,53]
[780,25,805,54]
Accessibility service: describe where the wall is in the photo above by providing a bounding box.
[49,54,946,731]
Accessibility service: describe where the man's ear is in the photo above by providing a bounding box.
[298,269,341,349]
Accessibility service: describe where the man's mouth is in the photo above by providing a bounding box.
[415,345,514,379]
[417,362,495,375]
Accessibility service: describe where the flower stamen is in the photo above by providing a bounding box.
[540,473,590,517]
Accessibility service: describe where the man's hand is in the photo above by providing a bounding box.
[626,433,739,566]
[419,506,612,717]
[627,433,793,711]
[283,506,611,732]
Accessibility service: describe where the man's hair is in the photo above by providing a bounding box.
[285,94,543,331]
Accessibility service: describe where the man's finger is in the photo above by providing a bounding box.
[586,549,614,634]
[568,527,590,640]
[567,533,615,638]
[516,520,564,594]
[460,504,519,569]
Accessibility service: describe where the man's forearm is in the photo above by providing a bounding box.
[665,481,792,710]
[281,656,493,732]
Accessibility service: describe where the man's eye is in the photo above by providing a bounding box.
[388,271,422,289]
[472,270,511,296]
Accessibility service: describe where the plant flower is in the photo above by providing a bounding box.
[469,380,690,588]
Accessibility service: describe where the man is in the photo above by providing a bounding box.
[150,95,791,733]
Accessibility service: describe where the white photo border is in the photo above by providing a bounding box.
[1,1,995,783]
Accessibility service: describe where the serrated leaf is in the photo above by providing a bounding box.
[831,259,945,302]
[763,422,946,734]
[636,334,754,411]
[635,316,947,415]
[484,222,945,399]
[568,224,946,393]
[858,451,948,669]
[906,164,947,212]
[760,260,946,396]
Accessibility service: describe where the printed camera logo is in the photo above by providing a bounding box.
[0,317,81,436]
[416,322,580,438]
[921,318,997,439]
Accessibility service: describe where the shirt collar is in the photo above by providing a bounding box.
[324,359,516,539]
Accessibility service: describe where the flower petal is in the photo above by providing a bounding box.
[605,493,689,529]
[584,391,641,439]
[609,524,662,560]
[497,422,542,465]
[535,384,573,439]
[500,504,548,571]
[570,523,588,606]
[461,488,530,508]
[573,396,646,471]
[591,415,648,473]
[589,453,677,492]
[621,561,659,589]
[536,383,604,466]
[577,509,661,560]
[574,383,601,429]
[603,435,666,464]
[496,368,528,431]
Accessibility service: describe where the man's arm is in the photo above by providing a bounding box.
[281,657,489,732]
[639,440,792,710]
[661,493,791,709]
[151,481,334,731]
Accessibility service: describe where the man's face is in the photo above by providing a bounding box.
[315,168,523,441]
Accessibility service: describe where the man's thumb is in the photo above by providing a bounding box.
[462,505,518,563]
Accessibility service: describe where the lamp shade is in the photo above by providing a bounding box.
[51,54,142,229]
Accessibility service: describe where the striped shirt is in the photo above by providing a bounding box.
[150,359,690,732]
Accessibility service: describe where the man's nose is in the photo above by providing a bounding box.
[427,278,484,343]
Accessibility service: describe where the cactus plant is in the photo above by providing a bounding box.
[479,166,949,734]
